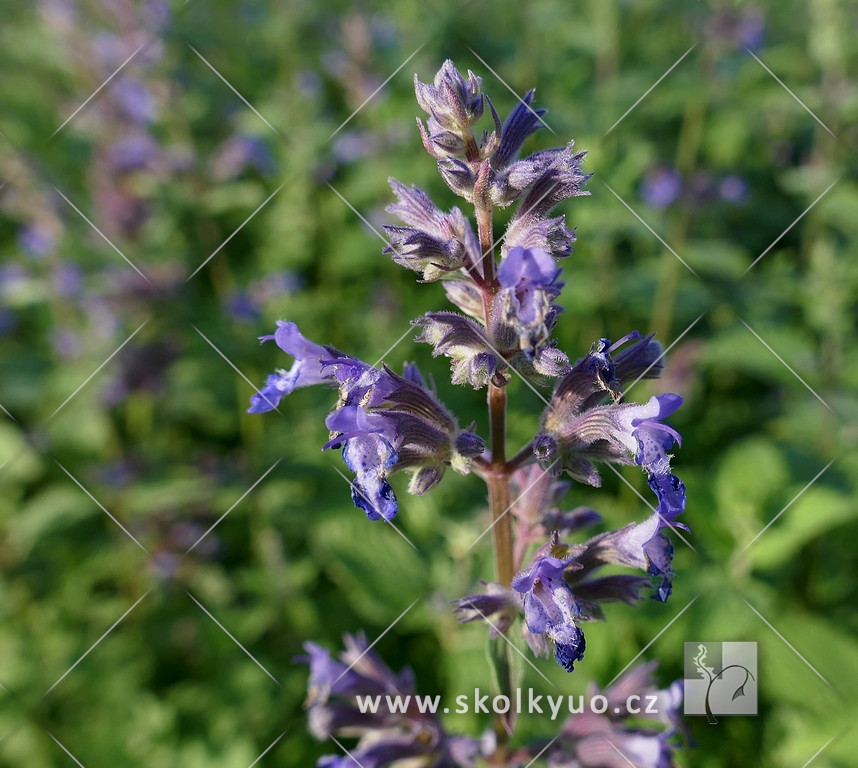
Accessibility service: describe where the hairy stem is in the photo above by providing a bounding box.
[473,163,514,756]
[488,383,514,587]
[477,203,495,287]
[473,175,513,587]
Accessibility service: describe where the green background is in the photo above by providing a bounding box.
[0,0,856,765]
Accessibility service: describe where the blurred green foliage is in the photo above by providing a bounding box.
[1,0,857,766]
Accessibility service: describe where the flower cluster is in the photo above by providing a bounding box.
[303,636,683,768]
[248,321,485,520]
[302,634,480,768]
[455,330,686,671]
[250,59,688,767]
[529,662,685,768]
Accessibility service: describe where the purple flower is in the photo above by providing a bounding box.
[303,634,480,768]
[384,179,480,281]
[534,335,686,600]
[414,311,501,389]
[325,406,399,521]
[452,582,518,637]
[414,60,484,159]
[495,246,563,359]
[247,321,343,413]
[249,322,485,520]
[536,662,684,767]
[491,89,546,170]
[499,141,590,259]
[641,166,682,209]
[512,554,586,672]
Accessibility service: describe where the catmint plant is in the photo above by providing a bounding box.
[251,60,686,766]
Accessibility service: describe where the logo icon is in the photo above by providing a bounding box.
[683,641,757,722]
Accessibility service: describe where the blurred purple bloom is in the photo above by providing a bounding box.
[545,663,685,767]
[0,308,18,336]
[719,174,748,204]
[641,166,682,209]
[18,224,57,258]
[225,290,260,323]
[333,131,376,164]
[304,634,480,768]
[738,12,765,50]
[210,135,275,180]
[52,264,83,297]
[112,77,156,123]
[108,134,160,173]
[296,69,322,98]
[52,328,82,359]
